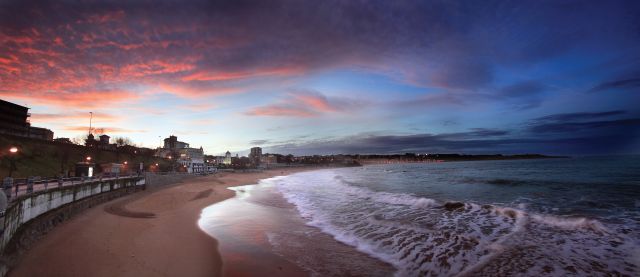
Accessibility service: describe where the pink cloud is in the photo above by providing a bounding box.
[244,106,317,117]
[158,83,241,98]
[31,112,121,124]
[244,90,363,117]
[293,93,336,112]
[1,90,140,109]
[181,103,217,112]
[64,126,147,134]
[181,66,303,82]
[120,60,196,77]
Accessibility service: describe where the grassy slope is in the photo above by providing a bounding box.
[0,135,170,178]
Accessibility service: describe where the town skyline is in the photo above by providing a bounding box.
[1,1,639,155]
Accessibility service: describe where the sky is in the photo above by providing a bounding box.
[1,0,639,156]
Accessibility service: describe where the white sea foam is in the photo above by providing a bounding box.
[531,214,609,233]
[272,170,639,276]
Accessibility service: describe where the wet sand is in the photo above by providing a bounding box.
[11,168,317,277]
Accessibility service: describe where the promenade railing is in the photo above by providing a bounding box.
[2,173,140,202]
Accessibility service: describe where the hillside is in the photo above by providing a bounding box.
[0,135,170,178]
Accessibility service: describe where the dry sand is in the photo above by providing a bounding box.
[10,167,317,277]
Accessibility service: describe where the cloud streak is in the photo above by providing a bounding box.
[31,112,120,123]
[64,126,148,134]
[3,0,636,110]
[1,1,639,154]
[245,90,364,117]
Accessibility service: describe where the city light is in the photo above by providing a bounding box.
[86,156,92,161]
[124,161,128,165]
[9,147,18,153]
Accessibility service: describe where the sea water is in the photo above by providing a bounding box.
[199,156,640,276]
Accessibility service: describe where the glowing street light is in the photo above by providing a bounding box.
[8,146,19,177]
[124,161,128,165]
[86,156,92,162]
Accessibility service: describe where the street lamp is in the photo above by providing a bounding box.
[124,161,128,165]
[86,156,92,162]
[8,146,18,177]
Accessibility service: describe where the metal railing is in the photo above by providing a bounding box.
[3,173,141,201]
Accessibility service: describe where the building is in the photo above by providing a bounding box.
[223,151,232,165]
[0,99,54,140]
[28,126,54,140]
[261,154,278,166]
[54,137,73,144]
[157,135,208,173]
[212,156,225,164]
[100,163,124,177]
[163,135,189,150]
[176,146,206,173]
[97,134,117,151]
[84,133,118,151]
[249,147,262,165]
[99,134,110,144]
[0,99,30,137]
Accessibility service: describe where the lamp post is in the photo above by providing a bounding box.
[88,112,93,135]
[8,147,18,177]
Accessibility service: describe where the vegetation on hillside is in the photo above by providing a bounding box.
[0,135,170,178]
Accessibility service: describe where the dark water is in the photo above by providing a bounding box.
[200,156,640,276]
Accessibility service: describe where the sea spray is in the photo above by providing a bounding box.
[274,162,640,276]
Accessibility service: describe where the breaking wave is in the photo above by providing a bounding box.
[272,171,639,276]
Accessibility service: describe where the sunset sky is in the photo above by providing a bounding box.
[1,0,639,155]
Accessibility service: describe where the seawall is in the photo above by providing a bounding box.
[0,176,145,276]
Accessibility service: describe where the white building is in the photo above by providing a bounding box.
[157,135,213,173]
[177,147,206,173]
[223,151,232,165]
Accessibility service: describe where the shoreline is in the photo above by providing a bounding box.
[10,167,320,277]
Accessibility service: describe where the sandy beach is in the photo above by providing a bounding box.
[10,167,316,277]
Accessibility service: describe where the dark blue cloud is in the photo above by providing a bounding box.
[264,109,640,155]
[528,118,640,134]
[264,131,638,156]
[533,110,627,123]
[589,78,640,93]
[499,81,546,98]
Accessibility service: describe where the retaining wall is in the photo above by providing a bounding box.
[0,176,145,276]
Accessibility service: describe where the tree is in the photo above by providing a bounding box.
[113,136,134,147]
[70,135,86,145]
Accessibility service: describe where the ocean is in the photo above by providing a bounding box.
[199,156,640,276]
